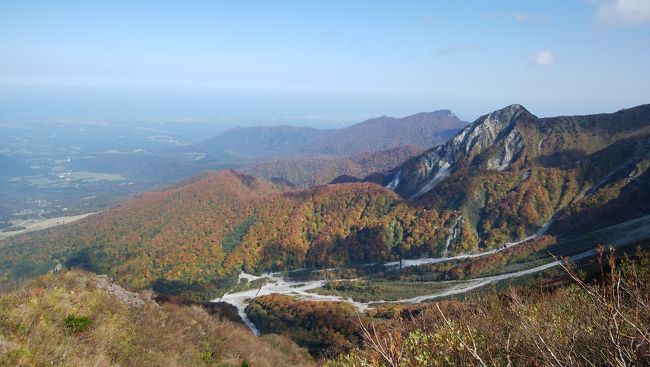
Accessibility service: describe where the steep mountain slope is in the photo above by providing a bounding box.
[196,110,466,158]
[383,104,650,248]
[241,145,422,188]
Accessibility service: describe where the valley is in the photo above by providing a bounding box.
[0,120,232,221]
[0,112,449,222]
[0,212,94,240]
[217,214,650,334]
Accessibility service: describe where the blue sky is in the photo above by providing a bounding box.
[0,0,649,124]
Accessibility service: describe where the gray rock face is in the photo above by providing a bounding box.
[486,128,525,171]
[95,274,145,308]
[451,104,525,158]
[388,104,530,199]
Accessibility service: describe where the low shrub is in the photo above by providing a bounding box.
[63,314,92,334]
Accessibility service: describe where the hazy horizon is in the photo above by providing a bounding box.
[1,1,649,125]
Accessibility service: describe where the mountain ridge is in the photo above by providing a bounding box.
[195,110,467,158]
[380,103,650,248]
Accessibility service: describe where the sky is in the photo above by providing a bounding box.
[0,0,649,124]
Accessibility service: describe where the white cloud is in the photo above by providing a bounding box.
[597,0,650,25]
[530,52,555,66]
[510,11,550,23]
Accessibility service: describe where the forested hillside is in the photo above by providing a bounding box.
[0,170,463,296]
[242,145,421,188]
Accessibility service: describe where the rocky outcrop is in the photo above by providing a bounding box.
[95,275,145,308]
[485,128,525,170]
[388,104,530,199]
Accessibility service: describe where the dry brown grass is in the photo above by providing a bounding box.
[0,270,314,366]
[324,247,650,366]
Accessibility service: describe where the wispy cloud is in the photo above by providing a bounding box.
[596,0,650,25]
[419,15,435,25]
[513,12,551,23]
[320,30,341,39]
[513,12,531,22]
[437,43,482,56]
[485,11,550,23]
[530,52,555,66]
[319,30,364,50]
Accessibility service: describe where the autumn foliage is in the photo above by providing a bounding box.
[0,171,455,295]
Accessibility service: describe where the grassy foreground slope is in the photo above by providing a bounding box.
[0,270,312,367]
[323,250,650,367]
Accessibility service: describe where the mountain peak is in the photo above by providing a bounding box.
[430,109,454,116]
[504,103,526,111]
[387,104,533,199]
[485,104,532,121]
[397,109,458,122]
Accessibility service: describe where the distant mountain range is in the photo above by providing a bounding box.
[195,110,467,158]
[1,104,648,300]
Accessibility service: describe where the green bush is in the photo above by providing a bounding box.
[198,350,214,363]
[63,314,92,334]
